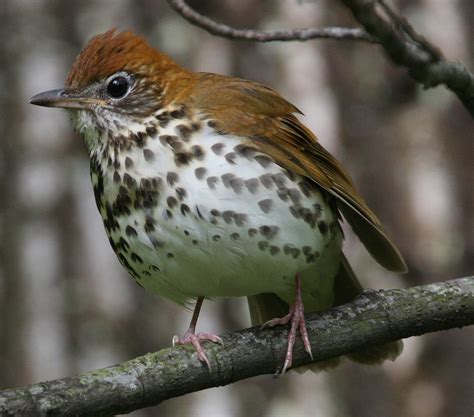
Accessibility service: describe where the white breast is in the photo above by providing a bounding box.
[91,112,343,307]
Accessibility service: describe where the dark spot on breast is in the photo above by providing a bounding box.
[134,131,146,148]
[277,187,289,202]
[258,199,273,213]
[145,215,156,233]
[117,237,130,252]
[174,151,192,166]
[113,192,132,216]
[222,210,235,224]
[259,225,279,240]
[288,188,302,204]
[125,157,134,170]
[184,229,190,236]
[150,265,160,272]
[211,143,225,155]
[167,172,179,186]
[152,177,163,189]
[156,111,170,127]
[113,171,121,183]
[150,236,165,248]
[192,239,199,245]
[259,174,273,189]
[225,152,237,164]
[301,208,316,227]
[221,173,236,188]
[167,196,178,208]
[131,252,143,263]
[146,126,157,137]
[258,241,269,251]
[212,234,221,242]
[175,187,187,200]
[126,225,138,237]
[108,237,117,252]
[229,177,244,194]
[195,167,207,180]
[234,144,257,159]
[254,155,273,168]
[306,254,317,263]
[176,124,192,141]
[283,244,300,259]
[244,178,259,194]
[248,228,258,237]
[170,108,186,119]
[207,120,216,128]
[289,205,301,219]
[143,148,155,162]
[210,209,220,216]
[191,145,205,160]
[123,173,137,189]
[231,232,240,240]
[269,245,280,255]
[180,204,190,216]
[302,246,312,255]
[207,176,218,189]
[167,252,175,259]
[299,180,312,197]
[234,213,247,226]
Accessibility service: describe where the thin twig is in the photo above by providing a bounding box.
[166,0,376,43]
[1,277,473,417]
[166,0,474,117]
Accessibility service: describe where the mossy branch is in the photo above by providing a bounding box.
[0,277,473,417]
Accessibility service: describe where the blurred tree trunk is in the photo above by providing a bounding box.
[0,0,29,388]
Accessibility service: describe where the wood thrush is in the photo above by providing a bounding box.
[30,30,406,373]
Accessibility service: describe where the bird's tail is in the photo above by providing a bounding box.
[247,254,402,372]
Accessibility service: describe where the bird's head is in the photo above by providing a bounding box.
[30,29,190,153]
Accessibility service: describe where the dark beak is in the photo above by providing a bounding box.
[29,89,104,109]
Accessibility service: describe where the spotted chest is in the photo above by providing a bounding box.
[88,106,343,306]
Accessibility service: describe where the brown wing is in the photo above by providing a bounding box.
[189,73,407,272]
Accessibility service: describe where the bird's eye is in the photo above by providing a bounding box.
[106,76,130,99]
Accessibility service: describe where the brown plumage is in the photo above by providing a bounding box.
[30,29,406,373]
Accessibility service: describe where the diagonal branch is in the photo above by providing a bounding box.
[1,277,473,417]
[166,0,375,43]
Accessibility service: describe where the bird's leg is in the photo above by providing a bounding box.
[262,273,313,374]
[172,296,223,370]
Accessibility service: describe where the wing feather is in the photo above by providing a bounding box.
[189,74,407,272]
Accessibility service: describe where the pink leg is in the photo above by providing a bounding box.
[262,273,313,374]
[172,297,223,371]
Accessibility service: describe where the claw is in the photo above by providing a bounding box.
[172,297,223,372]
[264,273,313,374]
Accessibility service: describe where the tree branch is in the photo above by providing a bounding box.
[1,277,473,416]
[166,0,375,43]
[166,0,474,117]
[338,0,474,116]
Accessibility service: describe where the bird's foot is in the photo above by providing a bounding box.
[172,329,223,371]
[262,274,313,374]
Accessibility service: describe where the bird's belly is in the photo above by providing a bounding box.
[97,129,343,305]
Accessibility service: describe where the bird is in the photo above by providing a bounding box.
[30,29,406,374]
